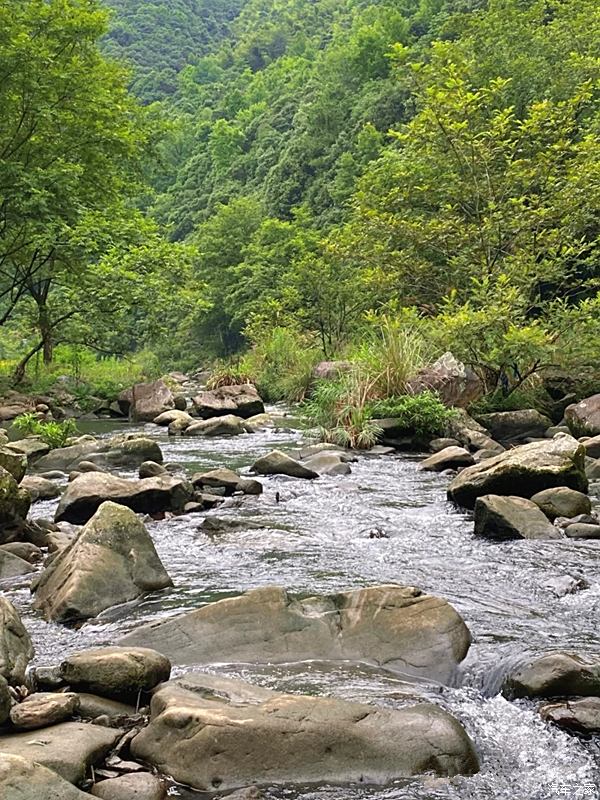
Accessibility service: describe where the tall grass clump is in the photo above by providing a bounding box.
[13,412,78,449]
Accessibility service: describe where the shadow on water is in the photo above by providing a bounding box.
[4,413,600,799]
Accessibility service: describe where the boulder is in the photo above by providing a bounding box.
[540,697,600,733]
[91,773,167,800]
[419,446,475,472]
[473,495,560,540]
[236,478,263,495]
[312,360,353,381]
[152,409,192,427]
[476,410,552,444]
[0,445,27,481]
[173,394,188,411]
[33,502,172,623]
[61,646,171,700]
[0,541,42,563]
[192,467,242,495]
[76,693,137,720]
[503,652,600,699]
[20,475,62,502]
[251,450,318,479]
[0,596,34,684]
[582,434,600,459]
[565,394,600,436]
[10,691,79,730]
[128,380,174,423]
[0,753,92,800]
[0,466,30,531]
[585,456,600,480]
[33,438,106,472]
[130,673,479,791]
[120,585,471,684]
[138,461,166,479]
[429,437,460,453]
[192,384,264,420]
[530,487,592,521]
[406,352,483,409]
[447,435,587,509]
[303,452,352,476]
[0,674,10,724]
[6,436,50,462]
[0,548,35,580]
[0,403,31,421]
[564,523,600,539]
[0,721,122,784]
[55,472,192,525]
[183,415,248,437]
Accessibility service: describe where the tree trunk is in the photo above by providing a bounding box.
[13,340,44,385]
[38,301,53,364]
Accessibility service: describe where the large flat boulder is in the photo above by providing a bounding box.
[406,352,483,408]
[0,596,34,684]
[34,438,107,473]
[473,495,560,540]
[192,384,264,420]
[55,472,192,524]
[565,393,600,436]
[0,753,92,799]
[33,502,172,623]
[131,673,479,791]
[34,436,162,473]
[183,415,248,437]
[503,652,600,699]
[0,721,122,784]
[120,585,470,684]
[476,409,552,444]
[447,435,587,509]
[128,380,174,422]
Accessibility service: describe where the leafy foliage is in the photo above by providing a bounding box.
[13,413,79,449]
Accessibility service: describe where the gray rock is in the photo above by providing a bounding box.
[584,456,600,480]
[429,438,460,453]
[303,452,352,476]
[192,384,264,420]
[582,433,600,459]
[0,541,42,563]
[406,352,483,409]
[419,446,475,472]
[120,585,470,684]
[130,673,479,791]
[33,502,172,623]
[236,478,263,495]
[473,495,560,540]
[0,753,92,799]
[76,693,137,720]
[91,772,167,800]
[183,415,249,437]
[0,721,122,784]
[55,472,193,524]
[7,437,50,460]
[476,410,552,444]
[128,380,174,423]
[0,674,10,724]
[251,450,318,479]
[138,461,166,479]
[173,394,187,411]
[565,523,600,539]
[0,548,35,580]
[565,394,600,436]
[503,652,600,699]
[10,691,79,730]
[0,445,27,481]
[540,697,600,733]
[0,597,34,684]
[34,439,107,472]
[20,474,62,502]
[447,435,587,509]
[0,466,30,532]
[312,361,353,381]
[61,646,171,700]
[192,467,242,494]
[152,409,192,427]
[222,789,265,800]
[530,486,591,521]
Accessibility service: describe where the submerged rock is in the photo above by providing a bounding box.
[0,596,34,684]
[33,501,172,623]
[192,384,264,420]
[473,495,560,540]
[61,646,171,700]
[0,753,92,799]
[251,450,318,479]
[503,652,600,699]
[55,472,192,524]
[131,673,479,791]
[447,435,587,509]
[120,585,471,684]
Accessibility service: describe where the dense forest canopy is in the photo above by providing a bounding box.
[1,0,599,417]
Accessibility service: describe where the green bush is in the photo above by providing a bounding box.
[13,413,79,449]
[367,391,457,439]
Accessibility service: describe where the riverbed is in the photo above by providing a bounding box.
[4,415,600,799]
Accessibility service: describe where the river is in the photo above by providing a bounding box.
[3,414,600,799]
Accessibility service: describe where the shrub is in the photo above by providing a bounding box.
[13,414,78,449]
[367,391,457,439]
[206,364,253,389]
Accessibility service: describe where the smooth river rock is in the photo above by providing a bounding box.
[9,691,79,730]
[473,495,560,540]
[20,474,62,502]
[530,486,592,521]
[0,548,35,580]
[0,596,34,684]
[90,772,167,800]
[61,646,171,700]
[503,652,600,699]
[131,673,479,791]
[120,585,471,684]
[0,721,122,784]
[33,502,172,623]
[55,472,192,524]
[0,753,92,800]
[183,415,249,437]
[251,450,318,479]
[419,446,474,472]
[447,435,587,509]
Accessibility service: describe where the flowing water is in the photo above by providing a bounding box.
[3,414,600,800]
